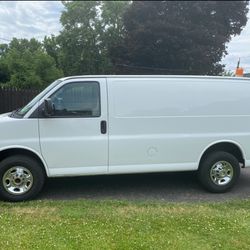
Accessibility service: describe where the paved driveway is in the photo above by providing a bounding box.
[38,168,250,202]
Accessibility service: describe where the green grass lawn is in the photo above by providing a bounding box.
[0,199,250,250]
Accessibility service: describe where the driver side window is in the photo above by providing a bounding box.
[50,81,100,117]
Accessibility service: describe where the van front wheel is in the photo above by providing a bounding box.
[198,151,240,193]
[0,155,45,201]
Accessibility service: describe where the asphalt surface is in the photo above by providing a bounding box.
[38,168,250,202]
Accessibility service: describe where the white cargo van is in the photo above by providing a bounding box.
[0,75,249,201]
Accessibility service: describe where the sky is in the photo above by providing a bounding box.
[0,1,249,73]
[222,10,250,73]
[0,1,63,41]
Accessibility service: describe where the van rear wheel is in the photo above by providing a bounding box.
[0,155,45,202]
[198,151,240,193]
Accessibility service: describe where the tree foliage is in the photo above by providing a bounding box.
[101,1,130,59]
[44,1,130,76]
[0,1,249,89]
[0,38,63,88]
[111,1,249,75]
[58,1,103,75]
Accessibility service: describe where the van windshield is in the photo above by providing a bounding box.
[10,79,62,118]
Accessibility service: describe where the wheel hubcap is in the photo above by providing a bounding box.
[2,166,33,195]
[210,161,234,186]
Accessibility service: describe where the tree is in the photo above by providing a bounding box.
[101,1,130,69]
[0,38,63,88]
[57,1,105,75]
[43,35,61,68]
[0,44,8,57]
[222,70,235,76]
[111,1,249,75]
[0,44,10,84]
[46,1,130,76]
[0,61,10,84]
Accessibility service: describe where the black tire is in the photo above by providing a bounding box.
[0,155,45,202]
[198,151,240,193]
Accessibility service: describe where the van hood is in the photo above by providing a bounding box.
[0,111,39,151]
[0,112,11,118]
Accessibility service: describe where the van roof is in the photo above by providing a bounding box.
[59,75,250,82]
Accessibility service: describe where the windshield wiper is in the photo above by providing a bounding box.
[9,108,23,118]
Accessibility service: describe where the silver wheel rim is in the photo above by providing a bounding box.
[210,161,234,186]
[2,166,33,195]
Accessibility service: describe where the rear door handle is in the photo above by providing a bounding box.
[100,120,107,134]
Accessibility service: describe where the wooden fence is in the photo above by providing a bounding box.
[0,87,40,114]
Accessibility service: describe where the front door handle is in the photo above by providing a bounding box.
[100,120,107,134]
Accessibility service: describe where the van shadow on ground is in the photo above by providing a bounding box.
[38,168,250,202]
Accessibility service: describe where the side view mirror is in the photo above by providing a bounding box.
[44,98,55,117]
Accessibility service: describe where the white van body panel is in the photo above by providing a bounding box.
[38,78,108,176]
[198,139,246,166]
[107,77,250,174]
[0,116,40,153]
[0,115,47,171]
[0,75,250,178]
